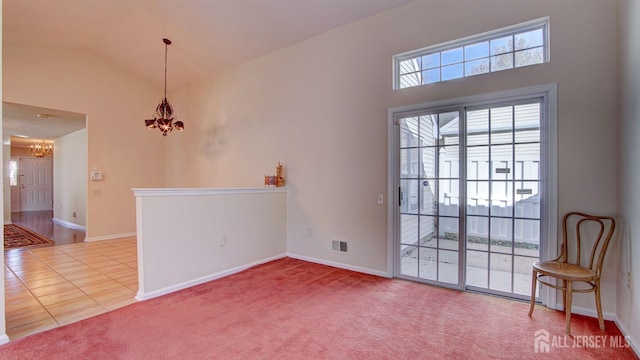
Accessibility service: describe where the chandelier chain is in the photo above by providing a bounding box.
[164,40,168,99]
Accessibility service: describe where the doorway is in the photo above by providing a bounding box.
[390,85,557,301]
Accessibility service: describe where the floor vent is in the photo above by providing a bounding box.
[331,240,348,254]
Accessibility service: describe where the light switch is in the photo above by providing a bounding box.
[377,194,384,205]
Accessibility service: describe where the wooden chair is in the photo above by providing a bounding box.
[528,212,616,334]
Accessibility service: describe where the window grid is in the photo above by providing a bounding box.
[394,18,549,90]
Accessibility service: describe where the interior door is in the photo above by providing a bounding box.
[19,157,53,212]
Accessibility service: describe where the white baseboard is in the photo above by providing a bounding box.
[4,221,12,225]
[287,253,391,278]
[84,232,136,242]
[135,253,288,301]
[52,218,86,231]
[550,304,638,356]
[556,304,616,321]
[0,334,9,345]
[614,315,640,357]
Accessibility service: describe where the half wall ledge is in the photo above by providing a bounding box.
[133,187,288,300]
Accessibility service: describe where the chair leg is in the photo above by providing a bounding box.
[595,283,605,330]
[528,270,537,317]
[565,281,573,335]
[561,279,566,310]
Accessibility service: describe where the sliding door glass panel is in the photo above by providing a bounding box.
[419,247,437,281]
[398,111,461,285]
[438,249,458,284]
[490,253,512,292]
[465,99,542,299]
[467,216,489,251]
[514,255,536,296]
[467,250,488,288]
[400,245,418,277]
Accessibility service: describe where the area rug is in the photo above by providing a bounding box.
[4,224,54,250]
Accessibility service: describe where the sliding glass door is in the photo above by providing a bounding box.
[395,95,546,299]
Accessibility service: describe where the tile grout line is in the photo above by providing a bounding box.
[21,248,112,317]
[4,250,63,328]
[4,239,139,338]
[36,249,128,312]
[55,242,138,293]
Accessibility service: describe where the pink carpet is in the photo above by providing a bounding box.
[0,258,636,359]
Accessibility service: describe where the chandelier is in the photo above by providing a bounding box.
[30,141,53,158]
[144,38,184,136]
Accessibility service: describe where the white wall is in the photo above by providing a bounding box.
[616,0,640,350]
[53,129,87,228]
[0,0,8,345]
[166,0,619,314]
[134,188,287,300]
[3,45,166,239]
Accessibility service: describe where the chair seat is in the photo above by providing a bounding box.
[533,261,597,281]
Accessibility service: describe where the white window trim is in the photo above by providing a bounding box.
[387,83,558,307]
[392,17,550,90]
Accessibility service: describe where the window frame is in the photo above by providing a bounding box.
[393,17,550,90]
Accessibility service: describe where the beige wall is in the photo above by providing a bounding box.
[3,45,166,239]
[167,0,619,314]
[53,129,87,228]
[617,0,640,349]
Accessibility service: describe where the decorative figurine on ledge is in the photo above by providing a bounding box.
[264,162,285,187]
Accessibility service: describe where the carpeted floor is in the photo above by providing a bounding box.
[0,258,636,359]
[3,224,54,250]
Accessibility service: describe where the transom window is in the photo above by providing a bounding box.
[393,18,549,90]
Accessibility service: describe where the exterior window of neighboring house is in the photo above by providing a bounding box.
[10,161,18,186]
[393,17,549,90]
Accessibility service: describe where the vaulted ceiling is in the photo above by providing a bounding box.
[3,0,414,141]
[4,0,414,89]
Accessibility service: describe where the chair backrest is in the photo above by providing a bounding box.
[560,212,616,276]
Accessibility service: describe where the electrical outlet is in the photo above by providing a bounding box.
[628,272,633,290]
[377,194,384,205]
[219,235,227,247]
[92,189,101,196]
[72,211,77,218]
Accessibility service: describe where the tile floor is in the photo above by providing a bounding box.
[4,237,138,339]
